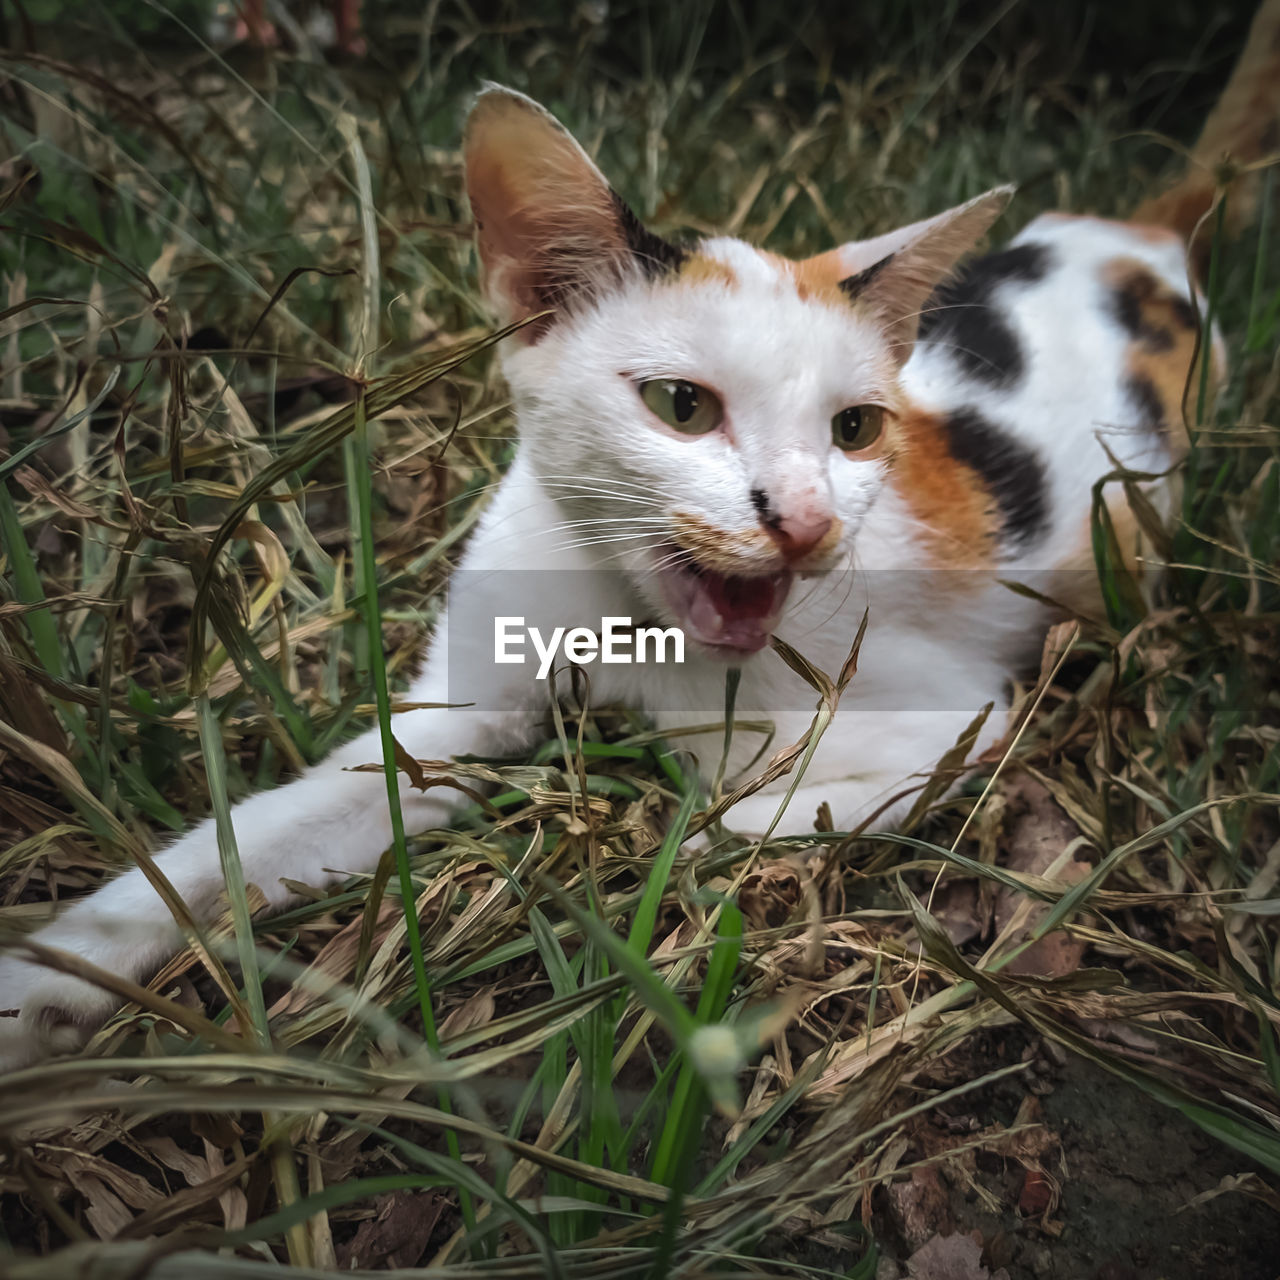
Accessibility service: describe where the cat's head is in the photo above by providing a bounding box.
[465,86,1010,657]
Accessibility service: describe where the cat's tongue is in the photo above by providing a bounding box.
[680,567,793,654]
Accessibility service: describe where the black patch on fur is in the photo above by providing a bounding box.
[1170,294,1198,332]
[943,406,1050,547]
[610,189,687,279]
[1109,274,1175,352]
[1125,373,1168,436]
[1109,283,1144,339]
[838,253,895,301]
[918,242,1051,388]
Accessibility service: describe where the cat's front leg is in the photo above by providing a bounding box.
[714,705,1007,839]
[716,778,915,841]
[0,460,580,1068]
[0,640,539,1071]
[0,758,438,1068]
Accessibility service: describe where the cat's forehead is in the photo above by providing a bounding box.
[506,230,899,405]
[694,237,784,287]
[517,232,900,405]
[686,237,847,307]
[641,237,895,396]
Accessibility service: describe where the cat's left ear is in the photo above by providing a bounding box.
[805,187,1014,364]
[464,86,684,340]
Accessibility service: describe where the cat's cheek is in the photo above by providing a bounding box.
[828,462,891,540]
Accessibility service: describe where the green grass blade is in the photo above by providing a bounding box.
[194,691,310,1266]
[348,386,477,1239]
[628,781,697,957]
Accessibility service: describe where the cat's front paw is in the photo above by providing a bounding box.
[0,905,176,1071]
[0,951,119,1072]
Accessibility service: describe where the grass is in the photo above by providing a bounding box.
[1,1,1278,1275]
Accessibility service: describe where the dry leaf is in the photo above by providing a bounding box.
[994,777,1090,978]
[888,1166,954,1252]
[61,1150,161,1239]
[437,984,497,1038]
[335,1189,445,1269]
[905,1230,1010,1280]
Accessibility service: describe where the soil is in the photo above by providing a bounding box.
[870,1048,1280,1280]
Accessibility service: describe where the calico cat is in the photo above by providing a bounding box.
[2,0,1278,1071]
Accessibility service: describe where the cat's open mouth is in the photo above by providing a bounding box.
[653,548,793,656]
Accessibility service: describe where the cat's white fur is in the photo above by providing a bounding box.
[0,93,1204,1072]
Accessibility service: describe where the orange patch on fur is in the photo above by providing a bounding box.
[669,512,776,572]
[758,248,850,307]
[1102,258,1215,461]
[679,254,738,287]
[888,408,1001,569]
[1128,0,1280,274]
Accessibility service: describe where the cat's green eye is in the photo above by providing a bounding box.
[831,404,885,453]
[638,379,723,435]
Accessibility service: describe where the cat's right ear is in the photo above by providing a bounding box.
[464,86,684,340]
[801,187,1014,364]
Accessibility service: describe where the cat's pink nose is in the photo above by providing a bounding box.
[766,512,833,561]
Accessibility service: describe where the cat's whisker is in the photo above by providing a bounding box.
[410,478,509,525]
[565,542,668,569]
[542,494,670,515]
[539,470,671,488]
[640,546,707,576]
[539,486,668,510]
[788,560,866,643]
[896,335,1010,379]
[546,532,673,555]
[540,475,669,494]
[478,501,671,549]
[543,521,670,540]
[899,300,989,325]
[542,482,685,508]
[543,517,670,533]
[538,471,681,500]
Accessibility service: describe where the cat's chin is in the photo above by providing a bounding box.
[651,550,793,658]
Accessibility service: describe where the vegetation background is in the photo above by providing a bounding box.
[0,1,1277,1277]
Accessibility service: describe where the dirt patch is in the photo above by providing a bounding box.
[872,1046,1280,1280]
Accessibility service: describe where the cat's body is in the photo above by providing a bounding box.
[2,0,1277,1070]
